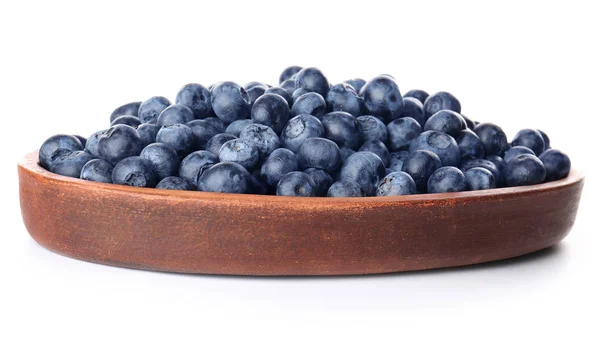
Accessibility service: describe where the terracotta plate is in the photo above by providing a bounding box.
[18,151,584,276]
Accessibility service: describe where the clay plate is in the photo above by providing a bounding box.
[18,151,584,276]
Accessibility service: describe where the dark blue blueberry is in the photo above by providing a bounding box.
[202,117,227,132]
[504,154,546,187]
[249,170,270,195]
[539,149,571,181]
[461,114,475,130]
[137,123,160,147]
[139,143,179,180]
[244,81,267,89]
[294,67,330,97]
[206,133,237,156]
[359,140,390,167]
[74,135,87,147]
[327,180,364,197]
[404,89,429,104]
[198,162,252,194]
[47,150,94,178]
[246,84,268,106]
[265,86,293,107]
[389,150,410,172]
[473,123,509,157]
[260,148,299,187]
[343,78,366,93]
[155,176,194,190]
[376,171,417,196]
[409,130,460,167]
[512,129,546,156]
[239,123,281,159]
[400,97,427,126]
[280,114,324,153]
[455,129,485,161]
[292,88,311,103]
[504,146,535,163]
[250,93,290,134]
[110,101,141,123]
[211,81,251,123]
[186,119,224,150]
[218,138,259,169]
[339,147,356,162]
[423,91,461,119]
[321,111,363,150]
[276,171,316,197]
[138,96,171,124]
[357,115,388,143]
[291,92,327,118]
[175,83,213,119]
[98,124,143,165]
[297,137,342,173]
[279,79,296,95]
[326,83,365,117]
[424,110,466,137]
[464,167,496,190]
[485,155,506,177]
[279,65,302,84]
[80,159,113,183]
[179,150,219,187]
[84,130,106,159]
[225,119,254,137]
[461,158,502,187]
[304,168,334,196]
[157,104,194,126]
[39,134,83,169]
[427,166,468,193]
[360,75,404,123]
[112,156,158,187]
[537,129,551,151]
[155,124,194,158]
[401,150,442,194]
[387,117,422,151]
[340,151,386,196]
[111,115,142,128]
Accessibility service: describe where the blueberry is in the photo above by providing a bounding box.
[404,89,429,104]
[98,124,143,165]
[455,129,485,160]
[292,88,311,103]
[112,156,158,188]
[461,114,476,130]
[155,176,194,191]
[297,137,342,173]
[423,91,461,119]
[321,111,363,150]
[357,115,388,143]
[218,138,259,169]
[225,119,254,137]
[504,146,535,163]
[512,129,546,155]
[537,129,551,150]
[260,148,299,187]
[376,171,417,196]
[80,159,113,183]
[249,171,270,195]
[291,92,327,118]
[74,135,87,147]
[343,78,366,93]
[387,117,422,151]
[186,119,224,150]
[137,123,161,147]
[423,110,466,137]
[155,124,194,158]
[110,101,141,123]
[361,75,404,123]
[239,123,281,159]
[246,84,268,106]
[326,83,365,117]
[340,151,386,196]
[279,65,302,83]
[138,96,171,124]
[244,81,267,89]
[211,81,251,123]
[206,133,237,156]
[280,114,324,153]
[250,93,290,134]
[202,117,227,132]
[427,166,467,193]
[294,67,330,97]
[140,143,179,180]
[276,171,317,197]
[279,79,296,94]
[327,180,364,197]
[389,150,411,172]
[409,130,460,167]
[198,162,252,194]
[157,104,195,126]
[265,86,293,107]
[179,150,219,187]
[461,158,502,187]
[473,123,509,156]
[175,83,213,119]
[485,155,506,177]
[539,149,571,181]
[401,150,442,193]
[339,147,356,162]
[111,115,142,128]
[359,140,390,167]
[39,134,83,169]
[400,97,427,126]
[304,168,334,196]
[504,154,546,187]
[464,167,496,190]
[47,150,94,178]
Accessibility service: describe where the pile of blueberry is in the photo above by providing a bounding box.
[38,66,571,197]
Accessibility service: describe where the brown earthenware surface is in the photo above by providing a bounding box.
[18,151,584,276]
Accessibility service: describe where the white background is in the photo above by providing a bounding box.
[1,1,598,339]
